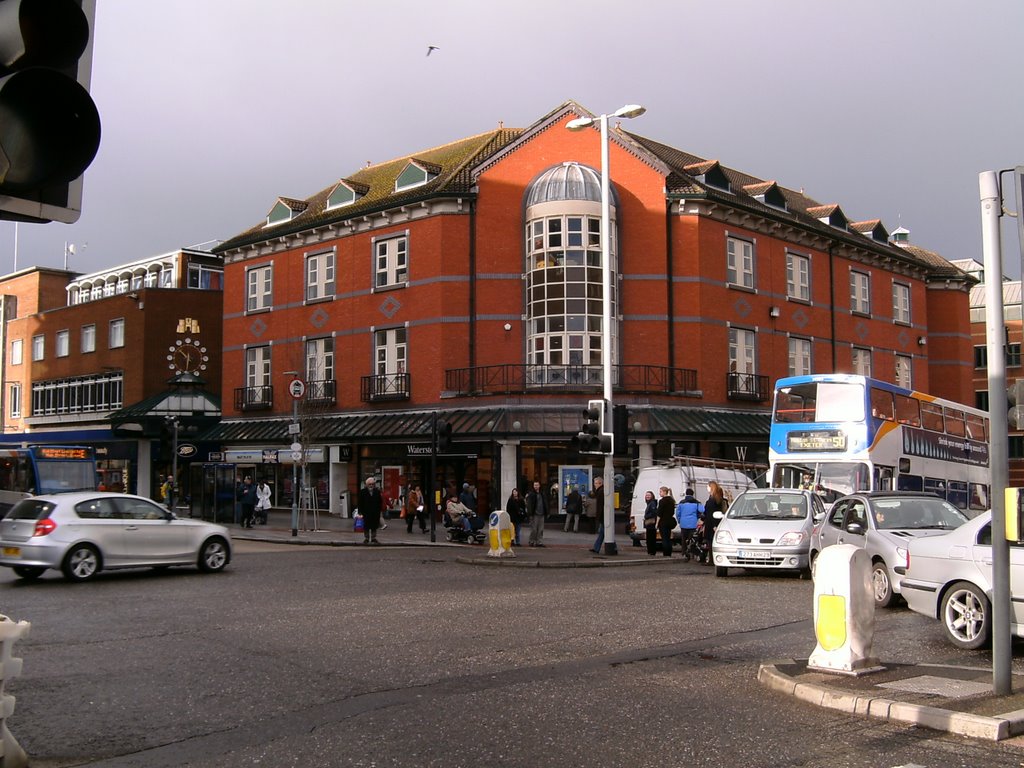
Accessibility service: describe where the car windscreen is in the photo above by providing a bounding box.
[6,499,56,521]
[871,498,968,530]
[728,493,807,520]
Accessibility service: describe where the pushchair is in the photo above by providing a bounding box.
[681,520,709,562]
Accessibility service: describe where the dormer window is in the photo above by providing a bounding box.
[851,219,890,243]
[684,160,731,192]
[265,197,308,227]
[807,204,848,231]
[742,181,787,211]
[395,160,439,192]
[326,179,369,211]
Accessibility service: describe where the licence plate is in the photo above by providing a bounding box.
[738,550,770,559]
[2,546,20,557]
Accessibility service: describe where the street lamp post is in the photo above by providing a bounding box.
[284,371,302,538]
[567,104,646,555]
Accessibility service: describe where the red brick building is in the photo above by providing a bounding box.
[210,101,975,516]
[0,249,223,499]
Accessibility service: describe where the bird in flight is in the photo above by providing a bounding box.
[426,45,440,56]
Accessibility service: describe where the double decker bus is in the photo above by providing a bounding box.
[0,445,97,516]
[769,374,990,514]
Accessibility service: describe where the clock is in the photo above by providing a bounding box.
[167,337,209,375]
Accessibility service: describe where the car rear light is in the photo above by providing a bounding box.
[33,518,57,537]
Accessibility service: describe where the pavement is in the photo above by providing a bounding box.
[229,508,1024,743]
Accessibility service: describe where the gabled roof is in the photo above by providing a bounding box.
[850,219,890,243]
[216,128,524,253]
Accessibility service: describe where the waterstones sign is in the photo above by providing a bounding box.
[902,428,989,467]
[407,444,433,455]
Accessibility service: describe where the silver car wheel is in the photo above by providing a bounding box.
[63,544,100,582]
[198,538,228,573]
[942,581,990,650]
[871,562,895,608]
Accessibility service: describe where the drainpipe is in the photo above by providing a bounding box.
[828,242,837,371]
[468,200,477,390]
[666,200,676,371]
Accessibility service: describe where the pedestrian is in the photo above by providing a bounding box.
[701,480,727,564]
[459,482,475,511]
[656,485,677,557]
[675,488,704,561]
[642,490,659,555]
[563,484,582,532]
[255,479,272,524]
[239,475,257,528]
[357,475,384,544]
[506,487,526,545]
[590,476,605,554]
[526,480,547,547]
[161,475,174,509]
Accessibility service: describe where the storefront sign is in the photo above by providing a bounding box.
[225,450,263,463]
[407,444,432,455]
[176,443,198,458]
[277,447,325,464]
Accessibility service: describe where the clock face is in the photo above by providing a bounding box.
[167,337,209,375]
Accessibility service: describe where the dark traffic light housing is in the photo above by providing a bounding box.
[436,419,453,453]
[577,399,612,454]
[0,0,101,223]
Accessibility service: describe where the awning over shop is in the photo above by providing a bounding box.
[200,405,770,444]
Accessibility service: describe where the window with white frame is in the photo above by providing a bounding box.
[788,337,812,377]
[850,270,871,314]
[81,324,95,353]
[374,327,407,376]
[306,251,336,301]
[852,346,872,376]
[895,354,913,389]
[32,334,44,361]
[10,339,22,366]
[375,236,408,289]
[246,264,273,311]
[55,330,69,358]
[245,346,271,397]
[892,281,911,325]
[729,327,756,374]
[726,236,755,289]
[9,383,20,418]
[786,252,810,301]
[305,337,335,383]
[109,318,125,349]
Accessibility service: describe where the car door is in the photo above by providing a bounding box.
[115,497,190,563]
[837,499,868,550]
[72,497,129,565]
[817,499,849,549]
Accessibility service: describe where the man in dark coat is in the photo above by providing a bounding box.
[239,476,257,528]
[656,486,677,557]
[525,480,547,547]
[357,476,383,544]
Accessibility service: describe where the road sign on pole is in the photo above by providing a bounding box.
[288,379,305,399]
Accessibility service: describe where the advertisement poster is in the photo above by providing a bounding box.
[558,465,592,513]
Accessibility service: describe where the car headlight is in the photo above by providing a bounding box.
[777,531,806,547]
[896,546,909,569]
[715,529,733,545]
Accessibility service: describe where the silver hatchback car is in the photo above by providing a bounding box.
[0,492,232,582]
[810,491,969,608]
[712,488,826,578]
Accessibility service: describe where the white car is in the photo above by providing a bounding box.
[901,511,1022,649]
[0,492,232,582]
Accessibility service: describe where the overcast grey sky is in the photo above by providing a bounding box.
[7,0,1024,277]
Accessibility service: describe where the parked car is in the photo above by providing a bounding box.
[901,511,1021,649]
[627,459,759,547]
[712,488,826,578]
[0,492,232,582]
[810,491,969,608]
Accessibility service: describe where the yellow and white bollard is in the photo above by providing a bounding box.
[487,510,515,558]
[807,545,880,675]
[0,614,30,768]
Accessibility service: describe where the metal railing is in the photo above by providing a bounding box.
[360,372,410,402]
[305,378,336,405]
[726,371,769,402]
[234,385,274,411]
[445,364,697,396]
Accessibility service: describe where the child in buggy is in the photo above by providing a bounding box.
[675,488,705,562]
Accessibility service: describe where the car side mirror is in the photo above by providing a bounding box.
[164,510,176,521]
[846,522,864,535]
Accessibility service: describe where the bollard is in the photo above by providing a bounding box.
[487,510,515,558]
[807,545,880,675]
[0,615,30,768]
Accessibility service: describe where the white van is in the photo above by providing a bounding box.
[627,458,762,547]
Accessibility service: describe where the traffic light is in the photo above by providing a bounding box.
[0,0,101,224]
[436,419,453,452]
[577,399,612,454]
[613,404,629,457]
[1009,380,1024,430]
